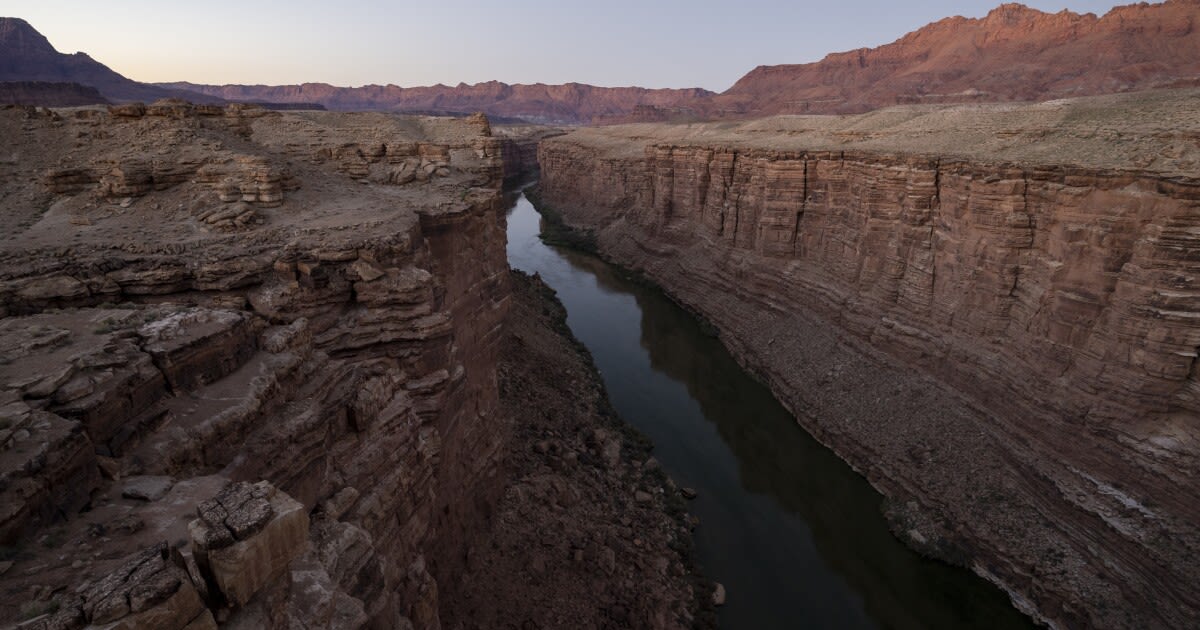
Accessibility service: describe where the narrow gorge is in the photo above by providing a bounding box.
[0,104,698,628]
[536,89,1200,630]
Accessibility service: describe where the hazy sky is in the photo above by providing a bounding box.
[15,0,1130,91]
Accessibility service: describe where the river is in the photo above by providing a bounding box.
[505,192,1034,630]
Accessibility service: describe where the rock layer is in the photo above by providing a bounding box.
[495,125,567,187]
[0,103,509,627]
[0,101,701,629]
[537,91,1200,629]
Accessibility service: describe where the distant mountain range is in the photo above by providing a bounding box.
[3,1,1199,122]
[711,0,1200,117]
[155,81,714,125]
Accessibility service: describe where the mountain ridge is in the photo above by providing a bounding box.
[712,0,1200,116]
[0,16,220,104]
[3,1,1199,121]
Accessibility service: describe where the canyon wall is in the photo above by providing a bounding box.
[537,93,1200,629]
[495,126,567,186]
[0,104,511,627]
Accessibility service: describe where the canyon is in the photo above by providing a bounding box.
[157,82,714,126]
[0,103,699,628]
[1,1,1198,628]
[536,88,1200,629]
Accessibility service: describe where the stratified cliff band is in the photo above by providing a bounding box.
[537,89,1200,630]
[0,103,699,628]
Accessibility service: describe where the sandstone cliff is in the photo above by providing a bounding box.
[0,103,509,627]
[0,102,700,628]
[494,125,568,186]
[537,89,1200,629]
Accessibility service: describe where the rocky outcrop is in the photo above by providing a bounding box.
[0,103,510,627]
[537,91,1200,629]
[0,98,702,629]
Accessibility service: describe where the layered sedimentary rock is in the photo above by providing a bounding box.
[494,125,567,187]
[537,89,1200,629]
[0,102,510,627]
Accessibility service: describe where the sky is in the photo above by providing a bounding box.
[11,0,1131,92]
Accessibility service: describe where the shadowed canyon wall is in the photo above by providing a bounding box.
[0,105,511,627]
[536,93,1200,629]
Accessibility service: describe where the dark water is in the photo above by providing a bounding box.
[505,193,1034,630]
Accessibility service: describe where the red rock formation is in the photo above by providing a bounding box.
[535,91,1200,629]
[713,0,1200,116]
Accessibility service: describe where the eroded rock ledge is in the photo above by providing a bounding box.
[0,101,508,628]
[0,98,691,629]
[536,89,1200,629]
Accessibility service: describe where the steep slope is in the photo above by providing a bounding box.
[535,89,1200,629]
[0,81,109,106]
[0,105,700,628]
[159,80,714,124]
[0,17,218,103]
[714,0,1200,115]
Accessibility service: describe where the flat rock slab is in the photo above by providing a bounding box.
[122,476,175,502]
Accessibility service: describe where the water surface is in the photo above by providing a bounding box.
[506,193,1033,630]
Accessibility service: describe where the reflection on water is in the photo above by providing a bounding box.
[506,194,1033,630]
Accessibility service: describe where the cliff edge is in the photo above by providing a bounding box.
[537,88,1200,629]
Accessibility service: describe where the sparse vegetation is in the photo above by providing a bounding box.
[92,317,119,334]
